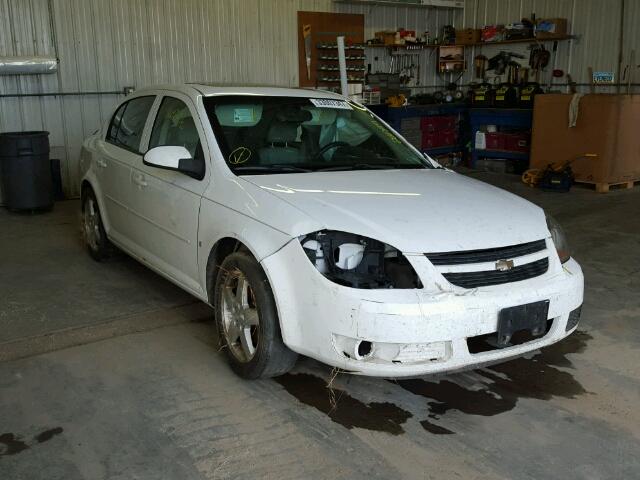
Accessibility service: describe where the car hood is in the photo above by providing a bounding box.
[240,169,548,253]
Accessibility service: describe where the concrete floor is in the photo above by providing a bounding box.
[0,200,211,360]
[1,173,639,479]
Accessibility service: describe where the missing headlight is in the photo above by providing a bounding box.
[300,230,423,289]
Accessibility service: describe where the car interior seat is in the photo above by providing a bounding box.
[167,116,200,158]
[258,121,302,165]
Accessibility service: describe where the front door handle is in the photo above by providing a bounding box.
[133,173,147,188]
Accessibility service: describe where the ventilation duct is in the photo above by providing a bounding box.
[0,56,58,75]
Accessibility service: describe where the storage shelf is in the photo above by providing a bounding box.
[366,35,574,50]
[473,149,529,161]
[317,80,365,84]
[334,0,464,9]
[469,108,533,167]
[423,145,464,155]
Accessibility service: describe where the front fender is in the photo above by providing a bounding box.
[197,197,294,298]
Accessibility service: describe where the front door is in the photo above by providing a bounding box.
[128,94,209,295]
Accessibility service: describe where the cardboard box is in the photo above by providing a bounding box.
[375,31,396,45]
[455,28,481,45]
[530,94,640,186]
[535,18,568,39]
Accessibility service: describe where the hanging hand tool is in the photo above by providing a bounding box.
[567,74,577,94]
[474,54,488,79]
[529,45,550,83]
[622,49,637,94]
[587,67,595,93]
[303,24,312,80]
[548,41,559,90]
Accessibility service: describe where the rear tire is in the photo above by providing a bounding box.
[214,251,297,379]
[81,188,111,261]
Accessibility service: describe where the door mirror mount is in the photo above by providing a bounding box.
[143,146,204,179]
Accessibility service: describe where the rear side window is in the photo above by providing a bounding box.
[106,96,155,153]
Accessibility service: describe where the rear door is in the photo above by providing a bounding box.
[128,93,210,295]
[94,95,156,248]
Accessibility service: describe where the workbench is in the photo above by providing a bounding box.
[368,103,468,156]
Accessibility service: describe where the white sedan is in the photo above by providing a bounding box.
[79,84,584,379]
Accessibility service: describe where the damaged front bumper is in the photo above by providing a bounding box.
[261,239,584,377]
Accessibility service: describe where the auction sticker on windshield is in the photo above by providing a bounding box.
[309,98,352,109]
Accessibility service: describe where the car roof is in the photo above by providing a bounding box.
[134,83,345,100]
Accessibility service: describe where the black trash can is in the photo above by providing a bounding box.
[0,131,53,211]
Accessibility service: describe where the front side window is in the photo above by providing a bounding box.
[149,97,201,158]
[106,96,155,153]
[203,96,431,175]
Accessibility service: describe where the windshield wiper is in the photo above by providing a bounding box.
[233,165,313,174]
[317,163,425,172]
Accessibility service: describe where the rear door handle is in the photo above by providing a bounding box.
[133,173,147,188]
[96,158,107,168]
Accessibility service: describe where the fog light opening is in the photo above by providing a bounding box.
[357,340,373,358]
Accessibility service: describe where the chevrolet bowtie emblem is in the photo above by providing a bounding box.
[495,259,515,271]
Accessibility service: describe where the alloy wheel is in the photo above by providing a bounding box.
[221,269,260,363]
[83,197,100,251]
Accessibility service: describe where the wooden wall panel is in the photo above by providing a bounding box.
[297,11,364,88]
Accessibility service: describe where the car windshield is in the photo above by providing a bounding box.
[203,95,432,175]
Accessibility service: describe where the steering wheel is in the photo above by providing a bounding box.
[312,141,350,161]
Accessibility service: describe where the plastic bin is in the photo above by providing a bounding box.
[0,131,53,210]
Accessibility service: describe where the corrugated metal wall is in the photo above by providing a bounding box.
[459,0,635,93]
[0,0,635,197]
[335,2,458,87]
[0,0,338,197]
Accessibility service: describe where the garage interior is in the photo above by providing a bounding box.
[1,1,639,479]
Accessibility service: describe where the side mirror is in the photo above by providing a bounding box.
[143,146,204,180]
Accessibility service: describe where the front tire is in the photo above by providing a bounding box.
[214,251,297,379]
[81,189,111,261]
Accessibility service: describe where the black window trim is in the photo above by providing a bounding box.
[105,95,156,155]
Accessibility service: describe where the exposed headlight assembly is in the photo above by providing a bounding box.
[546,214,571,264]
[299,230,422,289]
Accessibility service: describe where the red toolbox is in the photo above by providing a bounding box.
[440,116,457,130]
[421,116,441,133]
[485,132,506,150]
[422,132,441,149]
[439,129,458,146]
[504,132,530,153]
[420,115,457,132]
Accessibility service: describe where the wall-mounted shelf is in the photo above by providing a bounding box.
[365,35,575,50]
[334,0,464,9]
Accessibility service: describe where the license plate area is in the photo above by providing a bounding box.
[496,300,550,348]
